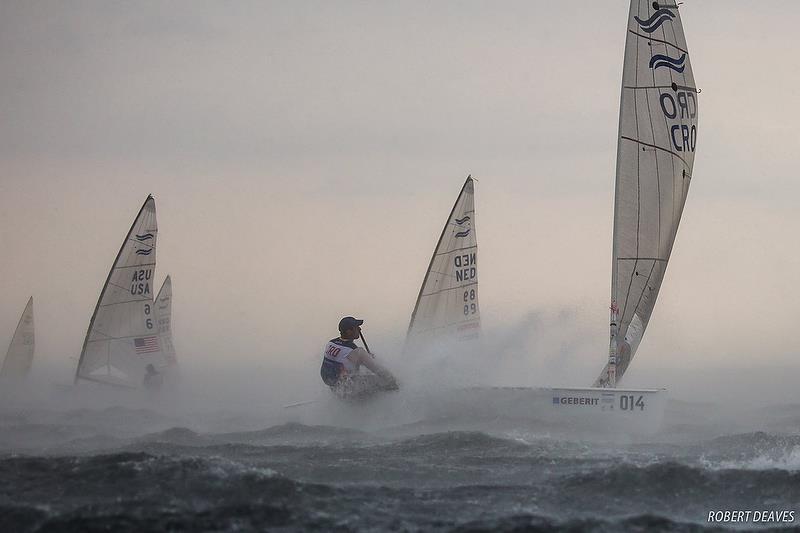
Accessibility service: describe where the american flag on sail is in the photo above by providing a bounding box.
[134,336,160,354]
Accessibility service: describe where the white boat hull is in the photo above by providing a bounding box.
[425,386,667,435]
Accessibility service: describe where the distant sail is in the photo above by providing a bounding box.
[155,275,177,367]
[1,297,35,379]
[75,195,167,388]
[595,1,698,387]
[406,176,479,349]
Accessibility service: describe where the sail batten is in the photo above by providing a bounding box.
[406,176,480,350]
[75,195,167,388]
[595,1,698,387]
[1,297,35,379]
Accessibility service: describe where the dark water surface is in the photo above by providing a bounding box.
[1,398,799,532]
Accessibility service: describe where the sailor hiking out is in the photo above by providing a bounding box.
[321,317,398,400]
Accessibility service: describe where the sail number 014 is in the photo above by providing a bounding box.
[463,289,477,316]
[619,394,645,411]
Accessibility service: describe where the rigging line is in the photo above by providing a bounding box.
[628,30,688,54]
[421,281,478,298]
[87,332,160,342]
[110,263,157,269]
[126,237,155,249]
[435,245,477,257]
[107,281,138,293]
[617,257,668,261]
[98,298,152,308]
[620,136,690,169]
[623,84,697,93]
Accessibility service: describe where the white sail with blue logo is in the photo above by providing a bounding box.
[594,1,698,387]
[75,195,166,388]
[1,297,35,380]
[406,176,479,349]
[155,275,177,368]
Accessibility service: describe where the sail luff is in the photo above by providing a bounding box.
[75,194,159,385]
[1,296,35,379]
[606,2,637,388]
[406,176,474,339]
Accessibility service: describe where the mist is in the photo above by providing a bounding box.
[1,0,799,431]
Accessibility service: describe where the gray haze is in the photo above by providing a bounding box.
[1,1,798,410]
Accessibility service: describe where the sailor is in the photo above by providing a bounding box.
[143,363,163,392]
[320,317,398,400]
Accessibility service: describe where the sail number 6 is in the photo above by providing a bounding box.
[619,395,645,411]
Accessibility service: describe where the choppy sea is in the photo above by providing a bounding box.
[1,393,799,532]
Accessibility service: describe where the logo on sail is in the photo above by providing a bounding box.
[135,248,153,255]
[454,216,471,225]
[134,336,160,354]
[649,53,686,73]
[634,8,675,33]
[135,233,154,241]
[455,229,471,238]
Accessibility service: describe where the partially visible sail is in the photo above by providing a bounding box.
[75,195,166,388]
[595,1,698,387]
[155,275,177,367]
[406,176,479,349]
[1,297,35,379]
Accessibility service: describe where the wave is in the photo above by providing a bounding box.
[559,460,800,503]
[380,430,532,455]
[135,427,214,447]
[215,422,370,445]
[454,513,733,533]
[699,432,800,470]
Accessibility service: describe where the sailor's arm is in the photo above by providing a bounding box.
[349,348,398,386]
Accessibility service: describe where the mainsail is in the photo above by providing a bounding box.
[406,176,479,349]
[155,275,177,367]
[75,195,167,387]
[595,1,698,387]
[1,297,35,379]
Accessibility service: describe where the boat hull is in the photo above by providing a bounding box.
[426,386,667,435]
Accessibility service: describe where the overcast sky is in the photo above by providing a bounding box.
[1,1,798,399]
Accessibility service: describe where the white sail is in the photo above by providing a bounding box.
[406,176,480,349]
[1,297,35,379]
[155,275,177,367]
[595,1,698,387]
[75,195,166,388]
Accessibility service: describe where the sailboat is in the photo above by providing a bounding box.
[406,176,480,352]
[1,297,35,380]
[155,275,178,368]
[74,195,168,388]
[429,1,697,432]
